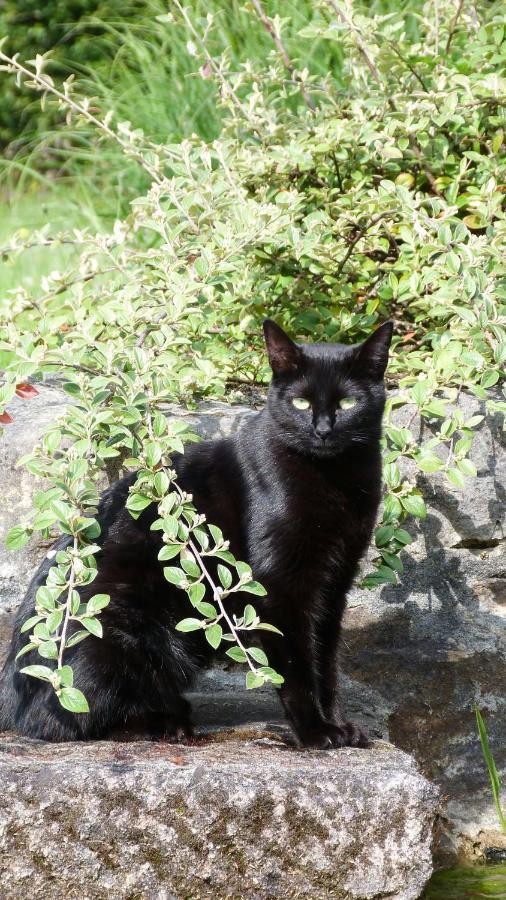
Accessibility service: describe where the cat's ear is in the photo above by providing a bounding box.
[353,321,393,379]
[263,319,301,375]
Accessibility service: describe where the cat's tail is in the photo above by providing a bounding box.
[0,656,17,732]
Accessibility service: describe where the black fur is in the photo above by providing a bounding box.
[0,320,392,747]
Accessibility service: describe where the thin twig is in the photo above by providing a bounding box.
[446,0,465,53]
[136,310,167,347]
[172,0,251,122]
[250,0,316,111]
[335,213,388,278]
[0,50,163,184]
[35,266,119,308]
[186,534,259,676]
[330,151,344,192]
[326,0,385,87]
[57,536,78,669]
[383,39,430,93]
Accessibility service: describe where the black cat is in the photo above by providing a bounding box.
[0,319,392,748]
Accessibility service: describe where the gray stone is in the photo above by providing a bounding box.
[0,735,438,900]
[1,383,504,864]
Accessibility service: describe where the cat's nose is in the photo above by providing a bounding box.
[315,417,333,441]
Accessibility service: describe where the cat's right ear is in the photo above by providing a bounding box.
[263,320,301,375]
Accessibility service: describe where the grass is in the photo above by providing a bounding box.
[476,707,506,835]
[422,866,506,899]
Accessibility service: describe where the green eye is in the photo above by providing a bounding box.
[340,396,357,410]
[292,397,310,410]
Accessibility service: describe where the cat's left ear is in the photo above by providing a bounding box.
[263,319,301,375]
[354,321,393,379]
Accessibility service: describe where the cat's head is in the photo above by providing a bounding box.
[263,319,393,458]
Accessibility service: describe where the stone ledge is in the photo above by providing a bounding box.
[0,733,439,900]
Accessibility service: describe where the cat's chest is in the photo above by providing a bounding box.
[247,469,377,583]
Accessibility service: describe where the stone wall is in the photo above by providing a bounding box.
[0,382,504,867]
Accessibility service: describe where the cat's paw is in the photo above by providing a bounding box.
[298,721,369,750]
[149,715,195,744]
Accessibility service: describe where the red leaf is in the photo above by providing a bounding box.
[15,383,39,399]
[0,411,13,424]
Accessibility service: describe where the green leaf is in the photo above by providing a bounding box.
[16,643,35,659]
[175,618,203,632]
[226,646,247,663]
[86,594,110,616]
[423,399,447,418]
[20,664,54,682]
[80,617,103,638]
[480,370,499,389]
[383,494,402,523]
[35,585,60,610]
[241,581,267,596]
[361,565,398,587]
[447,467,466,488]
[37,640,58,660]
[416,453,444,473]
[58,687,90,714]
[144,441,162,468]
[456,458,477,477]
[243,604,257,627]
[246,671,265,690]
[208,524,224,545]
[195,602,217,619]
[20,614,43,633]
[65,630,90,648]
[163,566,187,588]
[248,647,268,666]
[188,582,206,605]
[375,525,394,547]
[257,622,283,635]
[217,564,232,590]
[401,494,427,518]
[58,666,74,687]
[158,544,181,561]
[125,493,152,517]
[180,557,201,578]
[380,551,403,574]
[46,610,63,634]
[33,510,58,530]
[205,623,223,649]
[393,528,412,546]
[6,525,31,551]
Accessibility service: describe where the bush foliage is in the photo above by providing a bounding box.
[0,0,505,709]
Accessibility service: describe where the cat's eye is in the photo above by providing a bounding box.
[339,397,357,410]
[292,397,310,410]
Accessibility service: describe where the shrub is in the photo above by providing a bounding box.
[0,0,504,709]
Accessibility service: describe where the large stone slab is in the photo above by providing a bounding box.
[0,734,438,900]
[0,381,504,862]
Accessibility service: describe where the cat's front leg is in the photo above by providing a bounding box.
[314,599,369,749]
[256,601,353,750]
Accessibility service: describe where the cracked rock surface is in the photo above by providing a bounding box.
[0,383,504,867]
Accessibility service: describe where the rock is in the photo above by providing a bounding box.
[0,734,438,900]
[0,382,504,863]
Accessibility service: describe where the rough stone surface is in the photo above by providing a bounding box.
[0,734,438,900]
[0,381,504,865]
